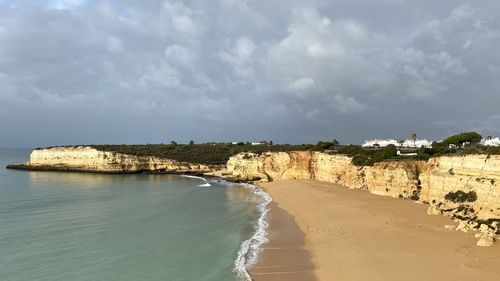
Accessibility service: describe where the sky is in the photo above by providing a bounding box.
[0,0,499,147]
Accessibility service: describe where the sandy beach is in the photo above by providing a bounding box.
[252,180,500,281]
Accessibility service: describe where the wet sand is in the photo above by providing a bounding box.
[253,179,500,281]
[250,201,315,281]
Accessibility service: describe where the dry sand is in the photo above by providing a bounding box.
[252,180,500,281]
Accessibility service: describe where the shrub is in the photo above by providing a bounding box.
[444,190,478,203]
[352,155,370,166]
[416,149,431,160]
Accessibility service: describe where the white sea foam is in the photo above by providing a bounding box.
[180,175,212,187]
[233,184,272,281]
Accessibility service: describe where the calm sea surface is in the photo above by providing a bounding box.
[0,149,263,281]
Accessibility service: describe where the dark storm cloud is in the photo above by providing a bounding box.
[0,0,499,147]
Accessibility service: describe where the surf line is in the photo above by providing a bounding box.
[180,175,212,187]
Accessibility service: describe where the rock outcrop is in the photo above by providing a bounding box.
[419,155,500,220]
[8,146,221,175]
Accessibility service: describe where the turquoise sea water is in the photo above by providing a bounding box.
[0,149,267,281]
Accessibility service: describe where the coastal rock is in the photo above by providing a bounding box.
[12,146,221,174]
[419,155,500,220]
[427,205,441,216]
[477,234,496,247]
[455,221,478,233]
[444,225,455,230]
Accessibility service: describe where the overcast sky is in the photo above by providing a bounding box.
[1,0,499,147]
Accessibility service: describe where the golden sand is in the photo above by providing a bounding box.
[252,180,500,281]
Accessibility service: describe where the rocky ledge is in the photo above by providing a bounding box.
[7,146,223,175]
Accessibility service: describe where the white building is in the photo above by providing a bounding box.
[362,139,433,148]
[483,137,500,147]
[400,139,433,148]
[362,139,399,148]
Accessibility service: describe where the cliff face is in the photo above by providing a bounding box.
[227,151,424,199]
[227,151,500,221]
[420,155,500,220]
[16,146,220,174]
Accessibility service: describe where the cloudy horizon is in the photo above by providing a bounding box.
[1,0,499,147]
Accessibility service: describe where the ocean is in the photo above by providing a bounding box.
[0,149,269,281]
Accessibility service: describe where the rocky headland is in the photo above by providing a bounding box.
[7,146,222,175]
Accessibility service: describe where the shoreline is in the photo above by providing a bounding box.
[250,200,315,281]
[3,165,265,280]
[256,179,500,281]
[234,183,273,281]
[7,161,500,280]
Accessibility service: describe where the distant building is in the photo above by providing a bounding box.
[362,139,399,148]
[483,137,500,147]
[251,142,267,146]
[399,139,433,148]
[397,151,417,156]
[362,139,432,148]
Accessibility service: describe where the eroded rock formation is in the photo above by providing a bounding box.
[8,146,221,175]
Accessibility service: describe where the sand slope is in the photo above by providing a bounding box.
[256,180,500,281]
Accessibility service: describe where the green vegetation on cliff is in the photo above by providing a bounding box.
[89,143,319,165]
[445,190,478,203]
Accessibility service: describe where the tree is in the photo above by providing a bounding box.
[189,140,195,145]
[411,133,417,148]
[170,141,178,146]
[443,132,482,147]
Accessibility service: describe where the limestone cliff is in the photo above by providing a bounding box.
[227,151,425,199]
[420,155,500,220]
[226,151,500,221]
[8,146,221,175]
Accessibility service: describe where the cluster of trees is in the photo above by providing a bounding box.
[337,145,399,166]
[442,132,482,146]
[417,132,500,159]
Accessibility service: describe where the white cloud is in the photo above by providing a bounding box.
[48,0,86,10]
[289,77,316,92]
[218,36,257,79]
[161,1,201,45]
[395,48,466,99]
[164,45,196,68]
[106,36,123,52]
[333,94,367,114]
[462,39,472,50]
